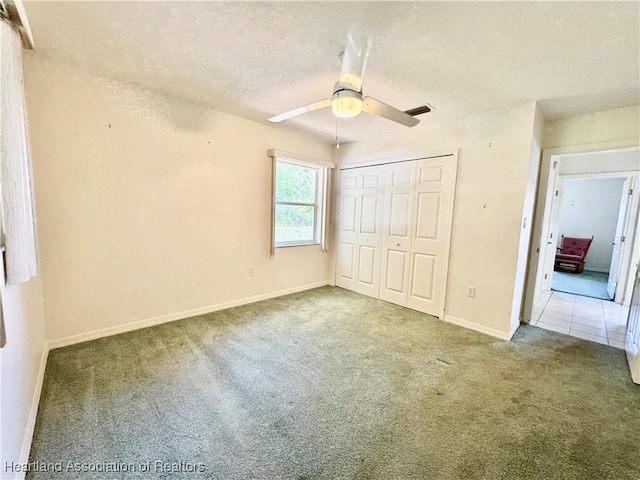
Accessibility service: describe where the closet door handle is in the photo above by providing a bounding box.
[395,242,401,247]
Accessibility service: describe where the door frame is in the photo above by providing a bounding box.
[523,140,640,322]
[334,148,459,319]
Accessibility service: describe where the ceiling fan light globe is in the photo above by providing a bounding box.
[332,90,363,119]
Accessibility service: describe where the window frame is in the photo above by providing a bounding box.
[268,149,335,256]
[274,158,324,248]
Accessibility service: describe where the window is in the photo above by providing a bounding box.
[268,149,334,253]
[274,159,324,247]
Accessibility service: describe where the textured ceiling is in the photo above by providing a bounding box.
[23,1,640,143]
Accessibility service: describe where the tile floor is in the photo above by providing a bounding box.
[531,290,630,349]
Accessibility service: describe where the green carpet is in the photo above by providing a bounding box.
[28,287,639,479]
[552,270,611,300]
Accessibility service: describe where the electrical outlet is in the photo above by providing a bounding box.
[466,286,475,297]
[249,267,255,277]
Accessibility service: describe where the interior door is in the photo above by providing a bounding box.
[608,177,633,300]
[626,265,640,384]
[335,166,384,298]
[379,161,417,306]
[406,157,457,317]
[542,176,564,292]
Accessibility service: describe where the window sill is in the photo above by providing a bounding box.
[275,242,321,249]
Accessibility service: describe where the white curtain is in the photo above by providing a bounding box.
[0,19,38,285]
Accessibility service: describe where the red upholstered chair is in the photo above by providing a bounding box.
[554,235,594,273]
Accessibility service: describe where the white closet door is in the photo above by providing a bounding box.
[336,169,360,289]
[379,161,417,306]
[406,157,457,317]
[336,166,384,298]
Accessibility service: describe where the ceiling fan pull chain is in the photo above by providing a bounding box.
[335,117,340,149]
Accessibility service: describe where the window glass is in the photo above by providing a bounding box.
[275,205,315,243]
[274,160,321,247]
[275,162,317,204]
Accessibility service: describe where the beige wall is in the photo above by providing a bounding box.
[23,55,334,342]
[337,102,539,338]
[543,105,640,149]
[0,274,47,477]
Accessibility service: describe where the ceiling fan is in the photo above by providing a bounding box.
[268,33,429,128]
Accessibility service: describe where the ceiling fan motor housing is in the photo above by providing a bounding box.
[332,83,363,118]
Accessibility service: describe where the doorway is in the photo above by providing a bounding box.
[551,176,628,300]
[527,145,640,349]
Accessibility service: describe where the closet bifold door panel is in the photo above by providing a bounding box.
[406,157,457,318]
[335,166,385,298]
[379,161,417,306]
[335,153,457,318]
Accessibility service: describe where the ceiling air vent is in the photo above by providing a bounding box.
[404,105,432,117]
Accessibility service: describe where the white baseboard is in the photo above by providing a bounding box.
[16,345,49,480]
[444,315,512,341]
[48,281,331,350]
[585,268,609,274]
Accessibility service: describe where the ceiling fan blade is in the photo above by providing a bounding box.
[362,97,420,127]
[268,99,332,123]
[338,32,372,92]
